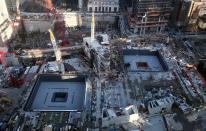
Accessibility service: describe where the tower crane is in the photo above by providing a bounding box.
[46,0,66,41]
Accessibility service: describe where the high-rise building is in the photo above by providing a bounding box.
[5,0,20,15]
[78,0,83,9]
[171,0,191,27]
[187,0,206,30]
[128,0,173,35]
[54,0,82,10]
[87,0,119,13]
[85,0,119,31]
[0,0,14,47]
[171,0,206,31]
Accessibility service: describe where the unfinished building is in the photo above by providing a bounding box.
[83,34,111,72]
[127,0,173,35]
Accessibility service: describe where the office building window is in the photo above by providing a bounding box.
[109,7,111,12]
[114,7,117,12]
[89,7,92,12]
[105,7,108,12]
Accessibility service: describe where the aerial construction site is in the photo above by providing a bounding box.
[0,0,206,131]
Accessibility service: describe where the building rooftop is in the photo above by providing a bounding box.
[24,74,87,112]
[83,34,110,49]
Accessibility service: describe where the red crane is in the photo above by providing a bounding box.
[45,0,70,46]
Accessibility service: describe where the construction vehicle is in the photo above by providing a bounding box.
[186,64,195,68]
[8,75,24,87]
[0,97,12,105]
[8,67,25,87]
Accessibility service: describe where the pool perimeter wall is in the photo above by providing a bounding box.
[24,74,86,111]
[123,49,169,72]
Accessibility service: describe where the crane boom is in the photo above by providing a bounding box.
[48,29,62,62]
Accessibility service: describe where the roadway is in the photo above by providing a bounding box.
[172,32,206,40]
[19,45,83,58]
[94,77,102,129]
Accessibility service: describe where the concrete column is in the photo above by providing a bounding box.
[156,16,161,33]
[156,26,159,33]
[160,26,165,33]
[78,0,82,9]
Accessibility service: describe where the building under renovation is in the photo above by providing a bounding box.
[127,0,173,35]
